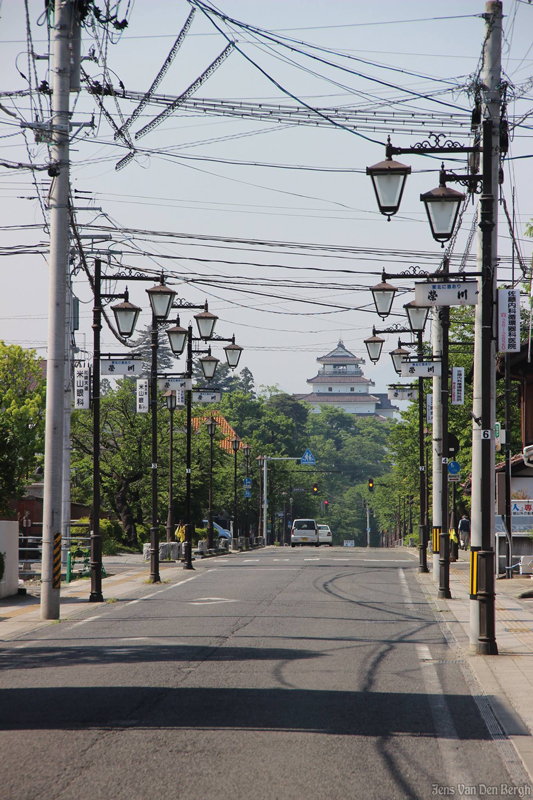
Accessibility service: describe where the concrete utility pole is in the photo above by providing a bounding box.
[470,1,502,654]
[432,310,443,581]
[41,0,75,620]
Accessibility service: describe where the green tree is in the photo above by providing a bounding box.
[0,342,45,513]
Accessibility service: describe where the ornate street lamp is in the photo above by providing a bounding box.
[364,330,385,363]
[199,350,219,381]
[371,273,398,319]
[164,391,177,545]
[111,291,141,339]
[146,277,176,320]
[366,156,411,219]
[420,172,465,245]
[404,302,429,335]
[242,443,251,544]
[390,344,410,375]
[166,322,188,356]
[224,340,243,369]
[194,306,218,339]
[231,436,241,546]
[206,416,218,550]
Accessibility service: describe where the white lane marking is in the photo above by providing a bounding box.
[398,568,415,608]
[71,615,103,629]
[304,558,320,561]
[188,597,238,605]
[215,567,300,571]
[416,643,473,788]
[242,559,259,563]
[273,559,290,562]
[332,559,350,562]
[68,574,203,629]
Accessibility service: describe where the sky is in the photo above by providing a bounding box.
[0,0,532,400]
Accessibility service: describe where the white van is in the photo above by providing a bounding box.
[291,519,319,547]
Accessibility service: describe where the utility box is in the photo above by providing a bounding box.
[0,521,19,599]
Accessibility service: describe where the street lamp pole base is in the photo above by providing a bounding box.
[476,639,498,655]
[438,588,452,599]
[183,562,194,570]
[89,592,104,602]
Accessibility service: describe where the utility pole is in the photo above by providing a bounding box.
[41,0,75,620]
[366,503,371,548]
[470,1,502,654]
[263,457,268,545]
[432,309,443,582]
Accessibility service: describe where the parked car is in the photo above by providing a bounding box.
[291,519,319,547]
[318,524,333,546]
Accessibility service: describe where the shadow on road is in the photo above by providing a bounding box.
[0,685,491,740]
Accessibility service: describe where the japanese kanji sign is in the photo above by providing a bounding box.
[387,388,418,401]
[101,359,142,375]
[74,367,90,409]
[158,378,193,391]
[137,379,149,413]
[427,393,433,424]
[451,367,465,405]
[192,391,221,403]
[414,280,478,307]
[400,361,442,378]
[497,288,520,352]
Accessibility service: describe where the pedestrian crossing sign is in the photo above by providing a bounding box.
[301,448,316,465]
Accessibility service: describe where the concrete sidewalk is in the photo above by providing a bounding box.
[0,554,185,641]
[407,546,533,781]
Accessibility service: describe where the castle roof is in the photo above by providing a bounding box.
[316,340,364,365]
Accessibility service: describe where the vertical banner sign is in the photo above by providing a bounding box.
[427,393,433,424]
[498,288,520,352]
[137,379,149,413]
[74,367,90,409]
[451,367,465,405]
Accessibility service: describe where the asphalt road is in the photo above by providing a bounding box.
[1,547,530,800]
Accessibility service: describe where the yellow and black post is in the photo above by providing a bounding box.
[469,546,479,600]
[432,526,441,554]
[53,532,62,591]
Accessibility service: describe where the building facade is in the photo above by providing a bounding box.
[294,341,397,419]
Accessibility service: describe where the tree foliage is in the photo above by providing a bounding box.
[0,342,45,514]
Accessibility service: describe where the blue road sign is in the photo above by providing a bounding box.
[448,460,461,475]
[243,477,252,488]
[243,488,252,498]
[301,448,316,466]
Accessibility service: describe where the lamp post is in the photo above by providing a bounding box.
[257,456,264,542]
[164,390,177,545]
[231,436,241,546]
[405,300,430,574]
[242,443,251,546]
[206,416,217,550]
[146,277,176,583]
[165,309,242,569]
[90,258,141,602]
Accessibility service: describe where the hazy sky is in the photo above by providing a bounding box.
[0,1,531,397]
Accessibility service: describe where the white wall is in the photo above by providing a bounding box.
[0,521,19,599]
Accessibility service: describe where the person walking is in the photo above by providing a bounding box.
[458,515,471,550]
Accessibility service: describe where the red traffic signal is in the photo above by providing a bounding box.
[324,500,329,513]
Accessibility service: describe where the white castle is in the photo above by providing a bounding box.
[294,341,397,419]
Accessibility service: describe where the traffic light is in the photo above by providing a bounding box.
[368,478,374,492]
[312,483,318,495]
[324,499,329,513]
